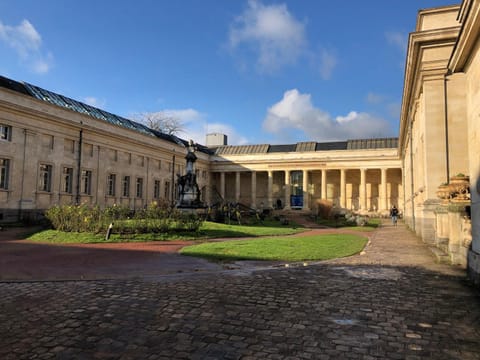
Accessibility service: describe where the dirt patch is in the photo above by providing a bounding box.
[0,227,221,281]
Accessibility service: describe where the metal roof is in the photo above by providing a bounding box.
[214,138,398,156]
[0,75,213,154]
[0,76,398,156]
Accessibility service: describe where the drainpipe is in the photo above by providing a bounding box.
[18,129,28,220]
[409,118,415,231]
[75,127,83,205]
[171,150,176,206]
[444,73,450,183]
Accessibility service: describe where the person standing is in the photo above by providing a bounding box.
[390,205,399,226]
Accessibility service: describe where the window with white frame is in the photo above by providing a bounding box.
[164,181,170,199]
[39,164,53,192]
[153,180,160,199]
[107,174,116,196]
[0,159,10,190]
[136,178,143,198]
[81,170,92,195]
[0,124,12,141]
[62,167,73,193]
[122,176,130,197]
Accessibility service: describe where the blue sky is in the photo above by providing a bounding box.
[0,0,455,145]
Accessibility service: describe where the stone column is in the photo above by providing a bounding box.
[251,171,256,209]
[340,169,346,208]
[302,169,309,210]
[381,168,387,211]
[235,171,241,202]
[267,170,273,208]
[284,170,290,209]
[205,172,212,206]
[360,168,367,211]
[220,172,225,200]
[321,169,327,200]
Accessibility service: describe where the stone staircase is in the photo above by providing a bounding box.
[273,209,325,229]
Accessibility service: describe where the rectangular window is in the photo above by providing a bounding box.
[153,180,160,199]
[164,181,170,199]
[81,170,92,195]
[0,159,10,190]
[62,167,73,193]
[122,176,130,197]
[107,174,116,196]
[136,178,143,198]
[0,124,12,141]
[39,164,53,192]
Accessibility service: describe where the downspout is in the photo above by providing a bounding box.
[75,127,83,205]
[171,151,176,206]
[18,129,28,220]
[145,157,149,208]
[444,73,450,183]
[409,118,415,231]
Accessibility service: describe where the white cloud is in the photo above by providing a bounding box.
[181,112,248,146]
[385,31,407,53]
[263,89,394,142]
[366,92,384,104]
[228,0,306,73]
[84,97,106,108]
[317,48,337,80]
[0,19,53,74]
[204,123,249,146]
[162,108,204,123]
[133,108,248,146]
[184,118,249,146]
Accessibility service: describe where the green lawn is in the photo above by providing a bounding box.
[26,220,305,244]
[180,234,368,262]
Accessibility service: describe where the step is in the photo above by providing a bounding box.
[429,246,451,264]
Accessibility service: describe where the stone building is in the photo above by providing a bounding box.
[1,0,480,283]
[0,76,212,221]
[0,75,401,221]
[208,140,401,214]
[400,1,480,283]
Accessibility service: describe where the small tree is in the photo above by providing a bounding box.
[132,112,185,135]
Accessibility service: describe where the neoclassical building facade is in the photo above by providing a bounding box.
[400,1,480,283]
[0,75,401,221]
[209,140,401,214]
[1,0,480,283]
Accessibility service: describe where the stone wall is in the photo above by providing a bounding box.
[433,201,471,268]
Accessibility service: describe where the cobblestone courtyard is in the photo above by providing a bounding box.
[1,223,480,359]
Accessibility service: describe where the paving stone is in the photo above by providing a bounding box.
[1,222,480,359]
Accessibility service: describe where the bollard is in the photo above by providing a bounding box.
[105,222,113,240]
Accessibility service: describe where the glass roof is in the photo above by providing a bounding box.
[22,82,155,137]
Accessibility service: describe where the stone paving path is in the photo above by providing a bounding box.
[1,221,480,359]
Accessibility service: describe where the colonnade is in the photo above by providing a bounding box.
[212,167,402,213]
